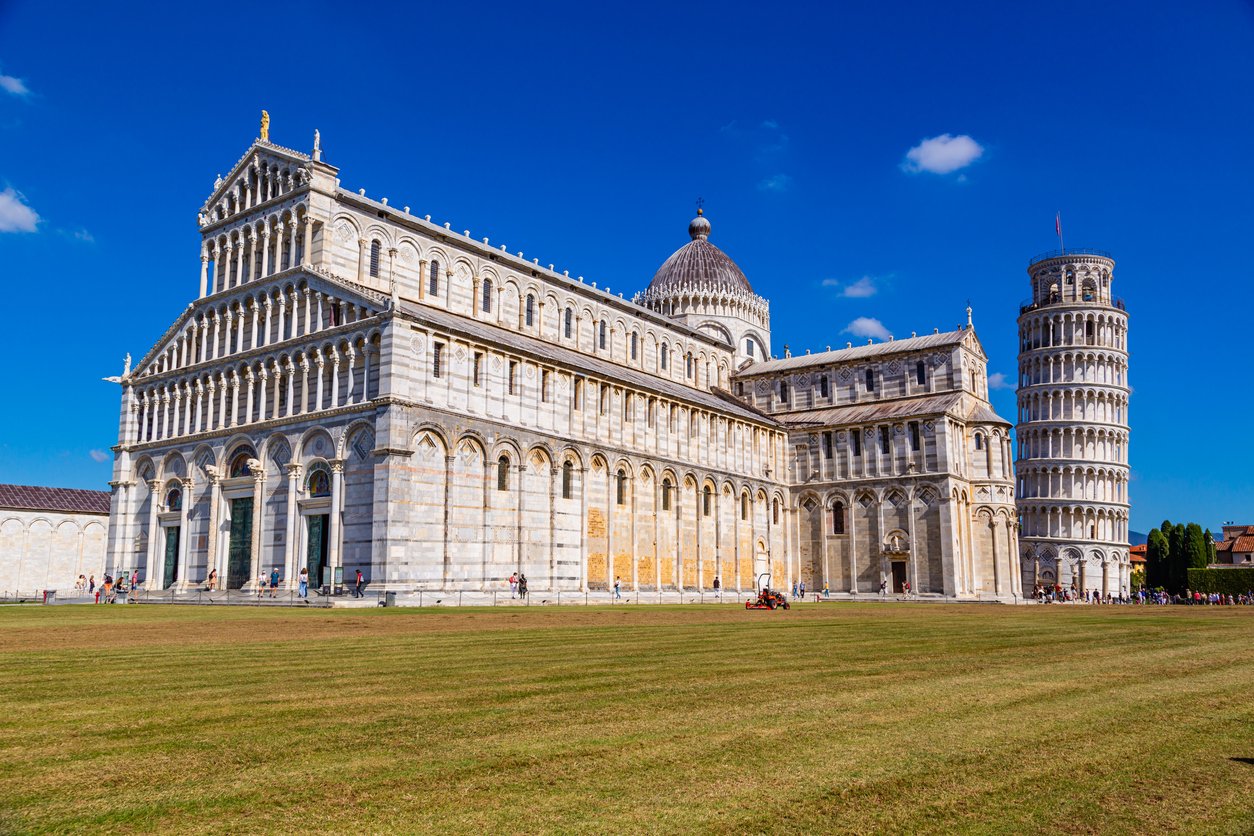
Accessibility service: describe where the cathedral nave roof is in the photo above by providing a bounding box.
[769,392,964,428]
[743,328,970,375]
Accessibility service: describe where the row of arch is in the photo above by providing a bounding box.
[132,331,382,445]
[1020,309,1127,352]
[202,206,314,297]
[634,283,771,331]
[203,155,307,226]
[1015,425,1129,464]
[1018,504,1130,542]
[142,278,375,378]
[1016,389,1128,425]
[1016,464,1129,503]
[1019,351,1128,387]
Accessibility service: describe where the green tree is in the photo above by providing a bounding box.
[1169,523,1188,592]
[1185,523,1209,570]
[1145,528,1169,589]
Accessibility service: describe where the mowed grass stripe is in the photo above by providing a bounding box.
[0,604,1250,834]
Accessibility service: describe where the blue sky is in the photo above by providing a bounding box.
[1,1,1251,534]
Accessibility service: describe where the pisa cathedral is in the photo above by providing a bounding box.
[103,122,1027,601]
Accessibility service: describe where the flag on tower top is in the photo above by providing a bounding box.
[1055,212,1061,237]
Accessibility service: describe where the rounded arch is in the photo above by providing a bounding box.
[298,427,336,461]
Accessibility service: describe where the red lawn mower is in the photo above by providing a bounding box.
[745,574,791,610]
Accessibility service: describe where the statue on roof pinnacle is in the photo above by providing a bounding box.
[260,110,270,141]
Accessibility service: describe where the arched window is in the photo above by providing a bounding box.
[369,240,381,278]
[562,461,573,499]
[819,375,829,399]
[746,337,755,357]
[915,360,926,386]
[481,278,492,313]
[429,260,440,296]
[616,469,627,506]
[598,320,607,350]
[660,344,669,370]
[833,502,846,535]
[631,332,638,361]
[686,353,693,378]
[306,467,331,497]
[228,447,256,478]
[702,485,711,517]
[497,455,510,491]
[772,498,779,525]
[864,368,875,392]
[779,381,790,404]
[975,433,984,450]
[165,487,182,511]
[741,493,748,520]
[564,307,573,338]
[525,294,535,327]
[662,478,672,511]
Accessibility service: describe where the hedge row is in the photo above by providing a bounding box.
[1185,567,1254,595]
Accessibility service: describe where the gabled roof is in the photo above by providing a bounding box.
[0,484,111,515]
[200,139,312,213]
[740,328,973,375]
[1215,528,1254,554]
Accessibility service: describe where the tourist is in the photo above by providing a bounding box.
[879,579,887,598]
[298,567,308,599]
[713,576,721,599]
[614,576,622,600]
[269,568,279,599]
[799,581,806,599]
[792,581,799,598]
[823,581,830,599]
[518,574,528,599]
[88,575,96,595]
[206,569,217,591]
[903,580,911,598]
[354,569,365,598]
[509,572,518,599]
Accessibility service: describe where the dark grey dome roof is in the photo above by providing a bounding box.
[647,210,753,294]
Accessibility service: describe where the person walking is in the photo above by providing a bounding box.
[822,581,830,599]
[713,576,721,599]
[518,574,528,599]
[354,569,365,598]
[88,575,96,595]
[879,578,887,598]
[298,567,308,600]
[509,572,518,599]
[614,576,622,600]
[799,581,806,599]
[269,568,280,599]
[792,581,798,598]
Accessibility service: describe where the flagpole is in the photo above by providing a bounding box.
[1056,212,1065,254]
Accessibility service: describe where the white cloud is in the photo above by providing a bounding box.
[821,275,879,298]
[843,317,891,341]
[71,228,94,243]
[0,74,30,97]
[0,187,39,232]
[762,119,779,130]
[758,174,792,192]
[89,449,110,463]
[988,372,1012,391]
[901,133,984,175]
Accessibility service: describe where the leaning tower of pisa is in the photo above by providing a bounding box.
[1015,249,1131,597]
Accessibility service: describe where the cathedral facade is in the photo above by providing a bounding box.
[104,125,1020,601]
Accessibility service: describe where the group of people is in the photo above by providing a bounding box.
[1035,584,1132,604]
[508,572,529,599]
[83,570,140,603]
[1179,589,1251,606]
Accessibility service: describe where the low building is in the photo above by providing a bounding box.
[0,484,111,595]
[1129,543,1146,580]
[1212,525,1254,566]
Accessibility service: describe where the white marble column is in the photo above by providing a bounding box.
[144,479,161,586]
[284,463,302,587]
[175,478,192,589]
[328,459,344,591]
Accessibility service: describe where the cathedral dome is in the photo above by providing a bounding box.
[647,210,753,295]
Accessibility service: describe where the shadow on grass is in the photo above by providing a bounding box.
[1229,757,1254,766]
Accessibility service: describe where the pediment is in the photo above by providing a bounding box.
[200,141,312,224]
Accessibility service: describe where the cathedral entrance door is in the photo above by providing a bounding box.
[890,561,907,593]
[307,514,329,589]
[163,526,180,589]
[227,498,253,589]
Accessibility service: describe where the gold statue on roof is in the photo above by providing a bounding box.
[260,110,270,141]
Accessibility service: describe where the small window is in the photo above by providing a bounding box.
[165,488,182,511]
[702,485,711,517]
[864,368,874,392]
[662,479,672,511]
[574,378,583,410]
[508,361,517,395]
[481,279,492,313]
[851,431,862,457]
[616,469,627,505]
[772,498,779,525]
[915,360,926,386]
[779,381,789,404]
[975,432,983,450]
[909,421,920,451]
[473,352,483,387]
[369,240,381,278]
[631,332,638,361]
[746,337,755,357]
[822,431,833,459]
[307,468,330,497]
[541,369,550,402]
[599,385,608,415]
[598,320,606,350]
[562,461,573,499]
[741,493,748,520]
[833,502,846,535]
[661,344,669,370]
[686,353,693,378]
[429,260,440,296]
[819,375,829,399]
[497,455,510,491]
[564,307,572,338]
[880,427,890,455]
[525,294,535,327]
[647,398,655,428]
[432,342,443,378]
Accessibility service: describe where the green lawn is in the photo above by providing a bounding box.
[0,603,1251,834]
